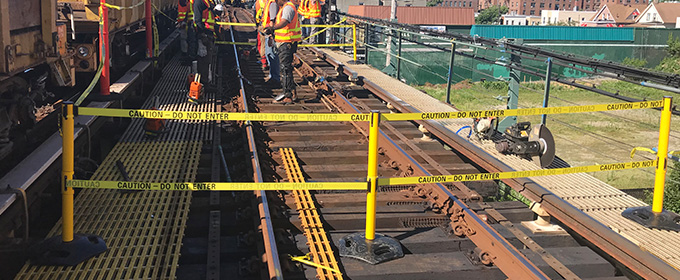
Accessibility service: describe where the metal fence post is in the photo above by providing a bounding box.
[541,58,553,125]
[397,31,402,81]
[445,41,456,105]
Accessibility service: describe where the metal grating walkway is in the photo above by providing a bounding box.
[324,49,680,270]
[280,148,343,280]
[16,55,215,279]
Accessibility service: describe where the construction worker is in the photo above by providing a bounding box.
[299,0,321,44]
[178,0,189,63]
[193,0,216,86]
[261,0,281,87]
[255,0,268,70]
[264,0,301,103]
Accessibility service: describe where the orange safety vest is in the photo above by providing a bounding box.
[195,0,215,31]
[275,2,301,43]
[261,0,276,26]
[255,0,267,23]
[178,0,188,22]
[298,0,308,17]
[303,0,320,18]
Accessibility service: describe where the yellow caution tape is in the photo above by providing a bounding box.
[630,147,657,158]
[289,254,342,275]
[215,22,257,27]
[377,160,657,186]
[299,43,353,48]
[67,180,367,191]
[382,100,664,121]
[303,17,348,42]
[215,41,257,46]
[301,24,354,28]
[77,100,663,122]
[103,1,144,10]
[78,107,370,122]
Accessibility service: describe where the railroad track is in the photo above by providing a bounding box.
[224,7,627,280]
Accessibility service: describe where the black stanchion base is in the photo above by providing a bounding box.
[346,60,362,65]
[30,234,107,266]
[338,232,403,264]
[622,206,680,232]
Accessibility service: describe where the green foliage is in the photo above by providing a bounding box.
[666,34,680,57]
[481,80,508,91]
[475,6,509,24]
[645,161,680,213]
[426,0,443,7]
[622,57,647,68]
[655,35,680,74]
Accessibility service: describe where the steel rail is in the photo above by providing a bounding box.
[223,10,283,280]
[295,50,550,280]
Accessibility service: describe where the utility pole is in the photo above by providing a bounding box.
[385,0,397,67]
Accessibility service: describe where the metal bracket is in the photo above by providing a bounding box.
[338,232,404,264]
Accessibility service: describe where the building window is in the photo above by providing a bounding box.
[549,3,552,8]
[523,2,526,7]
[568,17,572,22]
[556,4,559,9]
[647,13,650,21]
[540,3,544,7]
[530,10,535,15]
[470,1,472,7]
[531,2,535,7]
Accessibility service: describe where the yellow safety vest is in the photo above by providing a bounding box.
[275,2,301,43]
[255,0,267,23]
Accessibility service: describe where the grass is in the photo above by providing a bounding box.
[416,79,680,190]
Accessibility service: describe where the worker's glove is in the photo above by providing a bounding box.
[263,26,274,35]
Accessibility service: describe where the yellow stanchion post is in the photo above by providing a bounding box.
[352,24,358,62]
[653,96,672,213]
[339,110,403,264]
[62,102,75,242]
[365,110,380,240]
[623,96,680,231]
[28,101,107,266]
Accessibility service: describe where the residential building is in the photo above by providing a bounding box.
[502,13,541,25]
[505,0,588,17]
[347,5,475,25]
[582,3,646,26]
[335,0,428,14]
[637,2,680,28]
[541,10,597,25]
[440,0,480,9]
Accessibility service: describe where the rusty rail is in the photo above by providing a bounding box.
[293,51,550,280]
[225,10,283,280]
[313,45,680,280]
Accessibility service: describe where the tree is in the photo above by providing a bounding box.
[427,0,443,6]
[475,6,509,24]
[655,35,680,74]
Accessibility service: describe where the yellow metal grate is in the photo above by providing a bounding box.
[16,54,211,279]
[280,148,343,280]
